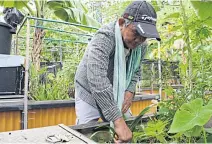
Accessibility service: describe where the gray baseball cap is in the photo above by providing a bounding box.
[123,1,161,41]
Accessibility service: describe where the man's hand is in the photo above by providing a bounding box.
[122,91,134,113]
[113,117,132,143]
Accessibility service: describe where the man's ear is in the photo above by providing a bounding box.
[118,18,125,27]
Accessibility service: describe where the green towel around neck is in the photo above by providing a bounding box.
[113,21,142,112]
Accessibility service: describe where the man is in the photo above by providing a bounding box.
[75,1,160,142]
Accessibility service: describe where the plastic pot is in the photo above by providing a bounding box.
[0,22,13,54]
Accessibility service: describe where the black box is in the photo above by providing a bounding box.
[0,66,24,95]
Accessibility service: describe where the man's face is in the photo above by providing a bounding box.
[121,23,146,49]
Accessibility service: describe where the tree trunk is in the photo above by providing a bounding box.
[32,27,45,71]
[32,0,45,71]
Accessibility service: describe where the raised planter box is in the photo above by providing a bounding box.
[0,94,158,132]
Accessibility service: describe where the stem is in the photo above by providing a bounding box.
[180,0,193,92]
[40,0,46,18]
[35,0,41,17]
[202,126,207,143]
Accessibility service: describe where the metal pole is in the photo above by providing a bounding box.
[16,17,27,36]
[151,62,155,94]
[17,36,89,44]
[28,25,93,37]
[76,43,79,61]
[139,64,143,94]
[26,16,99,30]
[23,18,30,129]
[16,17,27,55]
[15,34,18,55]
[59,41,62,63]
[158,41,162,101]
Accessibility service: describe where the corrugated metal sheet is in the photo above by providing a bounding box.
[0,111,21,132]
[0,100,155,132]
[28,107,76,129]
[131,100,156,116]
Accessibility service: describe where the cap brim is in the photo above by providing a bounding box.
[134,22,161,41]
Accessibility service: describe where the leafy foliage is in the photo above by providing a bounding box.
[169,98,212,133]
[47,0,100,30]
[0,0,100,28]
[0,0,29,9]
[90,104,153,143]
[190,1,212,26]
[133,120,168,143]
[90,131,113,143]
[129,104,152,131]
[100,1,130,24]
[30,62,76,100]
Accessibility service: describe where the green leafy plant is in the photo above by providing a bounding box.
[133,120,168,143]
[90,104,154,143]
[190,1,212,27]
[169,98,212,133]
[47,0,101,30]
[29,62,75,100]
[129,104,153,131]
[169,98,212,143]
[90,126,116,143]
